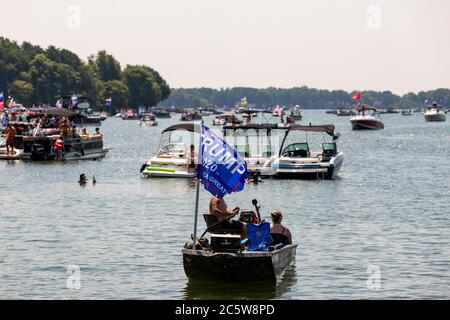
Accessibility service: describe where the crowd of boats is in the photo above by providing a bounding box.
[326,101,447,130]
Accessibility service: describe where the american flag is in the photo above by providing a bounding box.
[0,92,4,110]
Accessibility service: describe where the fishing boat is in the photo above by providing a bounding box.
[140,124,198,178]
[263,124,344,179]
[223,123,287,176]
[289,105,303,121]
[423,102,446,122]
[350,106,384,130]
[139,113,158,127]
[183,200,298,282]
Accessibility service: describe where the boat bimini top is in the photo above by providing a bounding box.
[279,124,339,158]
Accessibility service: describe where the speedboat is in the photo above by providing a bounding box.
[223,123,288,176]
[263,124,344,179]
[183,200,298,282]
[350,106,384,130]
[289,105,303,121]
[139,113,158,127]
[402,109,412,116]
[152,108,171,119]
[181,109,202,121]
[424,103,446,122]
[141,124,198,178]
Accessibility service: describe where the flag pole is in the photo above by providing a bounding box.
[192,120,203,249]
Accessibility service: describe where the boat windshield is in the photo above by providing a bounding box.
[156,129,198,159]
[281,130,336,158]
[224,127,281,158]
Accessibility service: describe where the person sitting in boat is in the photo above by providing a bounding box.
[209,195,245,236]
[59,120,71,137]
[270,210,292,246]
[94,127,103,136]
[186,144,197,173]
[80,128,89,138]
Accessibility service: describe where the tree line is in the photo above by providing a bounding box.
[158,87,450,109]
[0,37,170,109]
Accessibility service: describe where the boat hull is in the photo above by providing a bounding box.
[424,114,446,122]
[142,170,195,178]
[273,153,344,180]
[182,245,297,282]
[351,119,384,130]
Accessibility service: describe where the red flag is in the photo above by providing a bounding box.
[352,92,361,102]
[0,101,4,110]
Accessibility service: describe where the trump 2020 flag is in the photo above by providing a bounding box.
[197,125,250,198]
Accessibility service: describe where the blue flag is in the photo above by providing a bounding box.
[105,98,112,107]
[198,125,250,198]
[2,111,9,127]
[0,92,4,102]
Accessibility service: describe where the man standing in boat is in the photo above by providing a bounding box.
[5,124,16,156]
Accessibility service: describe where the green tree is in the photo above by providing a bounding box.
[94,50,122,82]
[8,80,34,106]
[123,65,170,107]
[102,80,128,108]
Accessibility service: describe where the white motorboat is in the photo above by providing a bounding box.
[141,124,198,178]
[263,124,344,179]
[424,103,446,122]
[139,113,158,127]
[350,106,385,130]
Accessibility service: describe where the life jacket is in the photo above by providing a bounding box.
[54,139,64,150]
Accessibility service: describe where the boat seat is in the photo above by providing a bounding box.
[246,222,273,252]
[203,214,240,234]
[322,143,336,162]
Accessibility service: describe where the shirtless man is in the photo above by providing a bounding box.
[5,124,16,155]
[209,195,246,236]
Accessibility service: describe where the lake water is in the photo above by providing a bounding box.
[1,110,449,299]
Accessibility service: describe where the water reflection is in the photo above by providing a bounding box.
[183,265,297,300]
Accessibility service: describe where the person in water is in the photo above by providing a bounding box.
[270,210,292,246]
[209,195,245,236]
[5,124,16,155]
[78,173,88,185]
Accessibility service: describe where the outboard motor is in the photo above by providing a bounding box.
[31,144,47,160]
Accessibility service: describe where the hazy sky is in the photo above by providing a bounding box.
[1,0,449,94]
